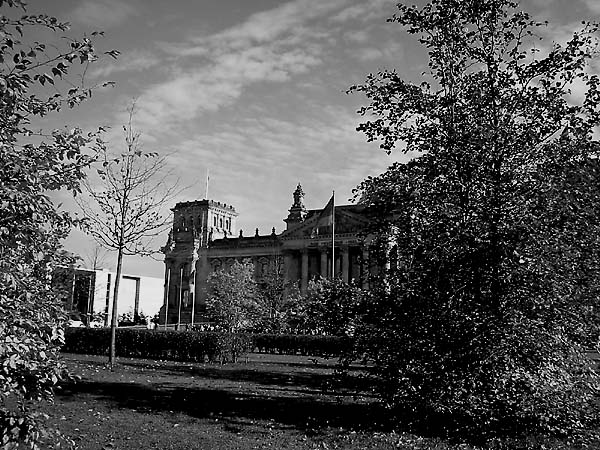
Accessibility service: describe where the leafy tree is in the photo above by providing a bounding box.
[350,0,600,440]
[0,1,115,447]
[206,260,261,332]
[301,278,366,336]
[77,104,180,368]
[255,256,303,333]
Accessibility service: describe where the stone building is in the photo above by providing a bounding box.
[159,184,374,326]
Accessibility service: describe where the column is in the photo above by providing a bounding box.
[301,249,309,293]
[334,253,340,279]
[283,252,293,282]
[341,247,349,283]
[320,249,328,278]
[133,277,141,320]
[362,248,369,290]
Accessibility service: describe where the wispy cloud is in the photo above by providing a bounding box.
[90,50,161,78]
[331,0,396,23]
[132,0,361,133]
[581,0,600,14]
[71,0,140,28]
[188,0,349,51]
[354,40,404,62]
[165,105,403,231]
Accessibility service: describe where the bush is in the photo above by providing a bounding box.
[252,333,350,357]
[63,328,253,363]
[63,329,351,361]
[118,310,150,327]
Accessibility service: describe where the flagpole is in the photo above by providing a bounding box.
[205,168,210,200]
[331,190,335,278]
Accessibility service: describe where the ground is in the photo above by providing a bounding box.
[38,353,468,450]
[37,353,596,449]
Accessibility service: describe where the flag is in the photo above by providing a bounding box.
[312,193,334,236]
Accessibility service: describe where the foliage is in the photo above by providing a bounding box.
[255,258,303,333]
[350,0,600,440]
[0,1,114,447]
[252,333,350,357]
[206,260,262,332]
[64,327,349,361]
[77,104,180,368]
[63,328,253,364]
[299,278,367,337]
[118,310,149,327]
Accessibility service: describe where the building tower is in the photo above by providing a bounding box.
[161,200,238,326]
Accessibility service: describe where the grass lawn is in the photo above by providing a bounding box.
[37,353,598,449]
[39,353,468,450]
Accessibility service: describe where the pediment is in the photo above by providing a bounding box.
[280,206,370,239]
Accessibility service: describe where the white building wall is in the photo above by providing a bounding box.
[91,269,164,318]
[137,275,164,316]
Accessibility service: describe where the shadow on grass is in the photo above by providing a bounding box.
[57,379,391,433]
[114,360,375,396]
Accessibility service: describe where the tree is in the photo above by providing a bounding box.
[84,244,108,271]
[350,0,600,440]
[77,105,180,369]
[301,278,366,336]
[206,260,261,332]
[255,256,302,333]
[0,1,115,447]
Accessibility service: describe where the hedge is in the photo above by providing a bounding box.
[63,328,253,363]
[63,329,350,363]
[251,333,350,357]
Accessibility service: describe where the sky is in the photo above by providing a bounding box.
[20,0,600,278]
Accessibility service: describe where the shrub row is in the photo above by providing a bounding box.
[251,333,350,357]
[63,329,350,363]
[63,328,253,363]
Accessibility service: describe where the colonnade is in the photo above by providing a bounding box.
[285,246,369,292]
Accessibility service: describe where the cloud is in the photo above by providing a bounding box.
[71,0,139,28]
[190,0,349,51]
[344,30,371,44]
[133,44,321,133]
[529,0,557,6]
[166,105,404,231]
[354,40,404,62]
[89,50,161,78]
[330,0,397,23]
[581,0,600,14]
[132,0,358,133]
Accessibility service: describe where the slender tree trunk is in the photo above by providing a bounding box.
[109,246,124,370]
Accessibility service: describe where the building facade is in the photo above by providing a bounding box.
[159,184,375,326]
[57,267,164,325]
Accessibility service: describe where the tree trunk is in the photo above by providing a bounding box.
[109,246,124,370]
